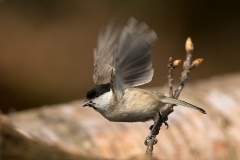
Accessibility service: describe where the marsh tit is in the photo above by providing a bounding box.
[83,17,206,125]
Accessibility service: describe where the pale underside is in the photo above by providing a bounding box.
[96,88,167,122]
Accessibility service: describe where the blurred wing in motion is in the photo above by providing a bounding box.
[112,17,157,100]
[93,19,121,85]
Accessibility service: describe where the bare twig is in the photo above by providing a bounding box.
[145,37,203,155]
[145,139,154,155]
[167,57,174,98]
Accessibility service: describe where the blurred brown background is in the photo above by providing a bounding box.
[0,0,239,113]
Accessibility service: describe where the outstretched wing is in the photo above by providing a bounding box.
[112,17,157,100]
[93,19,121,85]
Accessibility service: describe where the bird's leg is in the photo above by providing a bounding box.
[144,113,163,145]
[144,123,159,145]
[144,112,169,145]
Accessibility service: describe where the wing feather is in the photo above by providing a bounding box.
[112,18,157,100]
[93,19,121,85]
[93,17,157,102]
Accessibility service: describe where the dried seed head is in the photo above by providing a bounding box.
[173,60,181,67]
[185,37,194,54]
[192,58,203,67]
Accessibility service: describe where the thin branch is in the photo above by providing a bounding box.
[145,139,154,155]
[167,57,174,98]
[145,37,203,155]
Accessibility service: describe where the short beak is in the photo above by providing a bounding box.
[82,99,89,107]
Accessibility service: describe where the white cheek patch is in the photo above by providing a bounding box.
[94,90,113,109]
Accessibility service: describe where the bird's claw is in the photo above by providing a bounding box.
[149,124,154,130]
[144,135,158,146]
[159,112,169,129]
[149,120,169,130]
[163,121,169,129]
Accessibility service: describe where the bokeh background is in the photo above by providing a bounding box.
[0,0,239,113]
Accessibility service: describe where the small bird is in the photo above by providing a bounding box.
[83,17,206,125]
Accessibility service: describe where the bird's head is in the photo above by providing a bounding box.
[83,83,111,110]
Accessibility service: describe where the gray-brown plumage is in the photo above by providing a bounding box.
[83,17,206,123]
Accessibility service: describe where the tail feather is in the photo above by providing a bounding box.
[162,97,206,114]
